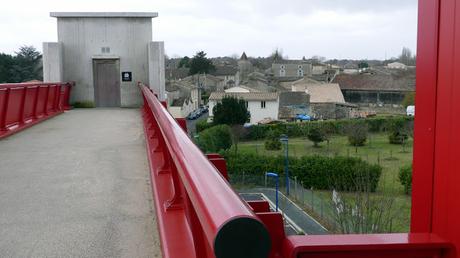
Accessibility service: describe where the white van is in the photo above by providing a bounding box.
[406,105,415,116]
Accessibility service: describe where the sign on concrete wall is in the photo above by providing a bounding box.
[122,72,132,82]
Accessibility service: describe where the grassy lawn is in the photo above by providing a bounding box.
[236,133,413,232]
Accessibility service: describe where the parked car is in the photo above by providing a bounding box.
[295,114,312,121]
[406,105,415,116]
[186,110,200,120]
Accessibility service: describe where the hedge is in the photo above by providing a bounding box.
[245,116,413,140]
[196,119,214,133]
[197,125,232,152]
[222,151,382,192]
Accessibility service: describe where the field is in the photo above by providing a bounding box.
[236,133,413,232]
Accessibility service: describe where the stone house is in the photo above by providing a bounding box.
[291,77,355,119]
[272,60,312,78]
[211,66,240,89]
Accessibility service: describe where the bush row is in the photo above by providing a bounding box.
[246,116,413,140]
[221,151,382,192]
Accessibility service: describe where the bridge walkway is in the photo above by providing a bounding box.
[0,109,161,257]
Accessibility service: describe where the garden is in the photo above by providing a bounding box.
[196,97,413,233]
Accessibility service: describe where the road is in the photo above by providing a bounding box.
[186,113,209,135]
[240,188,328,235]
[0,109,161,257]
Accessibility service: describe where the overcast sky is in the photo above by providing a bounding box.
[0,0,418,60]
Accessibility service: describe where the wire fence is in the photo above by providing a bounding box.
[230,173,339,231]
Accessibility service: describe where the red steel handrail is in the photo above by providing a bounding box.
[0,82,72,139]
[140,83,270,258]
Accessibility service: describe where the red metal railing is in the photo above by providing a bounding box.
[140,83,270,258]
[140,82,453,258]
[0,82,72,139]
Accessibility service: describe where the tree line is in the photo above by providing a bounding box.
[0,46,42,83]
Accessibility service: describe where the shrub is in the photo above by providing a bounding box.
[345,122,368,146]
[196,119,213,133]
[399,165,412,195]
[387,117,410,144]
[222,151,382,192]
[264,130,282,150]
[197,125,232,152]
[244,116,414,141]
[307,127,325,147]
[72,101,95,108]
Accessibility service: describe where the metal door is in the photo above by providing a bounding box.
[93,59,120,107]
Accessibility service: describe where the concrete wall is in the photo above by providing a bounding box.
[310,103,355,120]
[148,41,166,100]
[57,17,153,107]
[42,42,63,82]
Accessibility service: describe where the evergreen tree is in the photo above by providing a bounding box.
[189,51,215,75]
[9,46,42,82]
[212,96,250,126]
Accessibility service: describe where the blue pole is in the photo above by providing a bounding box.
[266,172,279,212]
[275,176,279,212]
[285,137,290,196]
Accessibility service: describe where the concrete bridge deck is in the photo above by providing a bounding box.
[0,109,161,257]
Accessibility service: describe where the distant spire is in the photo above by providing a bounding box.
[240,52,248,60]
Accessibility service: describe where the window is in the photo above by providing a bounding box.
[101,46,110,54]
[298,69,304,77]
[280,69,286,77]
[261,101,266,109]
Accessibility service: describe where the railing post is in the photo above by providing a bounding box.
[0,88,10,131]
[53,84,61,112]
[18,87,27,125]
[43,85,50,115]
[32,86,40,119]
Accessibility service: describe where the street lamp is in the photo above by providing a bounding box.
[280,134,290,195]
[265,172,279,212]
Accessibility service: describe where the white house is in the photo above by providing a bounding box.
[387,62,408,70]
[208,92,279,124]
[224,85,260,93]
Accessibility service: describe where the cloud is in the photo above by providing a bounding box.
[0,0,418,60]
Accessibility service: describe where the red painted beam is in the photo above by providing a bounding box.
[283,234,452,258]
